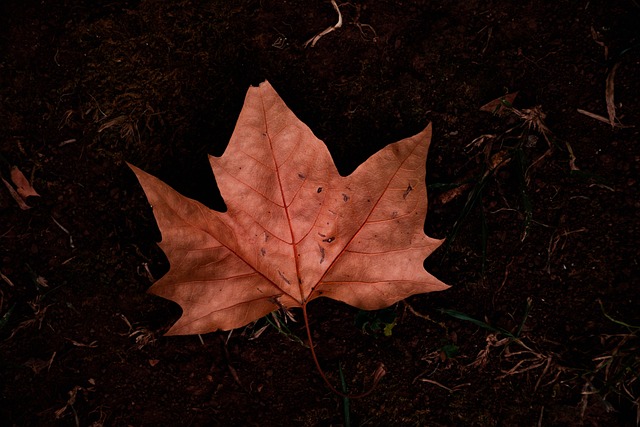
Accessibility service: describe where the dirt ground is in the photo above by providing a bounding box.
[1,1,639,426]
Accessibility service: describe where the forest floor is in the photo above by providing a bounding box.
[1,1,639,426]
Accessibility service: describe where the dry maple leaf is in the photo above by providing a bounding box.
[130,81,448,335]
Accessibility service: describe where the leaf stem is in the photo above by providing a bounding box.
[301,303,385,399]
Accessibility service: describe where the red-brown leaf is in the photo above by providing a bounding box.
[130,81,448,335]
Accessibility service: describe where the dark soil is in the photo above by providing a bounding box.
[1,1,639,426]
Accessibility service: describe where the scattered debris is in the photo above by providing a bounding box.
[6,295,52,340]
[119,313,156,349]
[545,228,588,274]
[55,381,96,421]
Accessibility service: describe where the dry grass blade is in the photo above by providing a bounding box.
[0,270,15,287]
[606,63,620,128]
[577,108,612,124]
[577,108,634,128]
[578,62,634,129]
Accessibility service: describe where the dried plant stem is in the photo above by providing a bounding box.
[302,303,385,399]
[304,0,342,48]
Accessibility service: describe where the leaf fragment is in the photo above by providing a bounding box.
[10,166,40,199]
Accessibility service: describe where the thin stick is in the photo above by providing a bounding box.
[52,216,75,249]
[538,406,545,427]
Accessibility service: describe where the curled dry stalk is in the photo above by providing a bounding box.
[304,0,342,48]
[248,303,386,398]
[302,303,386,399]
[304,0,379,47]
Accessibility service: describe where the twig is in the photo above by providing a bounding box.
[304,0,343,48]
